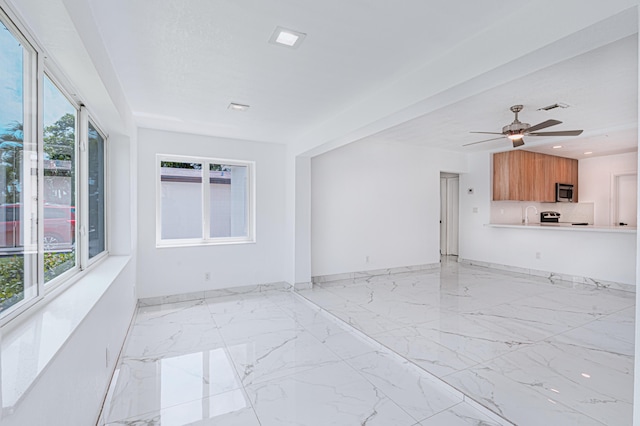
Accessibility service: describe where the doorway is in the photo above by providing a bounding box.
[440,173,459,256]
[613,172,637,226]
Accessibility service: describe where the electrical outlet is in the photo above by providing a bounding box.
[205,272,211,281]
[472,207,478,213]
[536,252,541,259]
[365,256,370,263]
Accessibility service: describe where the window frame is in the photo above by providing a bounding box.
[41,71,81,289]
[156,154,256,248]
[83,113,109,266]
[0,5,41,323]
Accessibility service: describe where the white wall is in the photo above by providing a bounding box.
[2,259,137,426]
[459,152,637,286]
[136,128,287,299]
[311,139,467,277]
[579,151,638,225]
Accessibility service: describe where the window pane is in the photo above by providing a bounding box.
[88,122,105,258]
[160,161,203,239]
[209,164,247,238]
[0,20,36,314]
[43,76,76,282]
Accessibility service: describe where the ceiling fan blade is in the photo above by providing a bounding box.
[512,138,525,148]
[470,131,504,135]
[463,136,505,147]
[528,130,584,137]
[525,119,562,133]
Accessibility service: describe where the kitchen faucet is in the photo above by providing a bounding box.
[524,205,538,224]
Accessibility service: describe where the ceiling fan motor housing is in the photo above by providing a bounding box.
[502,121,530,136]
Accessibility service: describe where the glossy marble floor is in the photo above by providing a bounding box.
[99,260,635,425]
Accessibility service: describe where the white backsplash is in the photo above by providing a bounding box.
[490,201,594,224]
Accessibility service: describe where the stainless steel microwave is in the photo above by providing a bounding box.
[556,183,574,202]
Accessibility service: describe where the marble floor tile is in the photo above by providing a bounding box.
[358,297,454,326]
[226,329,341,386]
[266,296,336,329]
[104,348,243,423]
[475,338,633,425]
[372,325,479,377]
[205,293,280,317]
[245,361,418,426]
[345,350,462,421]
[519,286,634,318]
[123,311,225,359]
[445,365,608,425]
[489,296,612,330]
[418,402,504,426]
[105,388,260,426]
[329,302,407,335]
[297,286,352,308]
[456,303,580,342]
[549,309,635,356]
[209,302,293,327]
[383,315,533,364]
[319,330,379,360]
[135,299,213,323]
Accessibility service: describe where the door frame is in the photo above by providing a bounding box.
[440,172,459,256]
[610,171,637,226]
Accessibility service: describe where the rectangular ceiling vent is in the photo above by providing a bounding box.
[537,102,569,111]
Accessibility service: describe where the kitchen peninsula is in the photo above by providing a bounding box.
[471,221,636,291]
[487,222,636,233]
[482,198,635,290]
[461,150,638,291]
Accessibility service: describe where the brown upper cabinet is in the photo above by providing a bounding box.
[493,150,578,202]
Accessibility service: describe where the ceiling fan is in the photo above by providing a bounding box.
[464,105,583,148]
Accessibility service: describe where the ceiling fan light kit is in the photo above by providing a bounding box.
[465,104,583,148]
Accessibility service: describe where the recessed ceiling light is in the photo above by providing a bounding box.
[584,151,593,155]
[269,26,306,49]
[552,145,563,149]
[277,31,299,46]
[228,103,250,112]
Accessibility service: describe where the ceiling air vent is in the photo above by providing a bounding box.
[537,102,569,111]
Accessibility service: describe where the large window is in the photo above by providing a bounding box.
[0,17,37,315]
[43,76,77,282]
[157,156,254,246]
[0,9,108,322]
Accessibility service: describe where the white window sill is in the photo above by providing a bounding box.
[0,255,131,411]
[156,238,256,249]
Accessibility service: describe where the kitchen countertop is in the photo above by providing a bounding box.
[486,223,636,233]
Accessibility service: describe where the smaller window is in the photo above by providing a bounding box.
[88,121,106,259]
[157,156,254,247]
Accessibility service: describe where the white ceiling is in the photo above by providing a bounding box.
[83,0,638,159]
[364,35,638,159]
